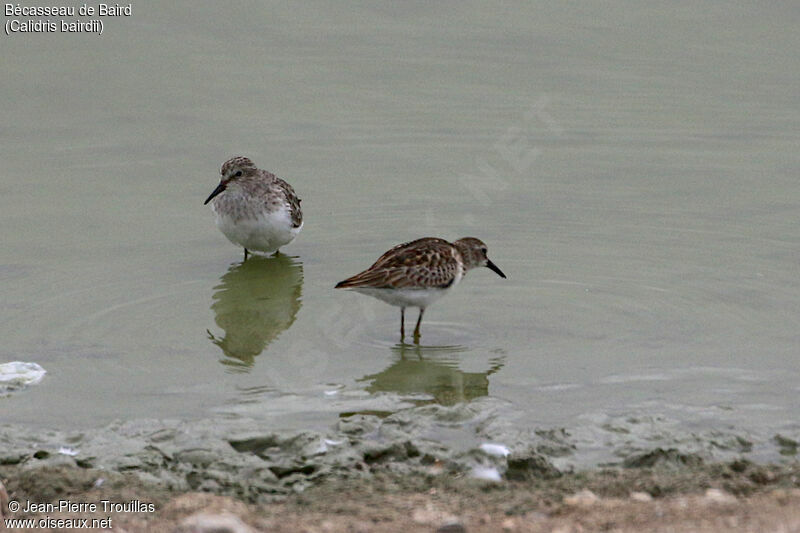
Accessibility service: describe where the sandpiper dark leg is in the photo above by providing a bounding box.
[400,307,406,341]
[413,308,425,343]
[244,248,250,260]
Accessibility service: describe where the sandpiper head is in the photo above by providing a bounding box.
[454,237,506,278]
[220,156,257,180]
[204,156,258,205]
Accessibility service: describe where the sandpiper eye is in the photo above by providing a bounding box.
[481,248,487,255]
[234,170,243,177]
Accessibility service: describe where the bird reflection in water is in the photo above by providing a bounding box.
[207,254,303,370]
[357,343,505,406]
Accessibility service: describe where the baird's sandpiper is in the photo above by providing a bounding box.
[205,156,303,259]
[335,237,506,342]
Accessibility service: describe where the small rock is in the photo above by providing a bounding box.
[749,469,776,484]
[622,448,703,468]
[564,489,599,507]
[523,511,548,522]
[769,488,789,500]
[479,443,510,457]
[501,517,516,531]
[630,491,653,502]
[176,449,218,468]
[24,453,77,469]
[412,507,437,524]
[552,526,583,533]
[411,506,457,526]
[177,512,254,533]
[470,466,501,482]
[505,451,560,480]
[703,488,736,505]
[355,522,374,533]
[437,522,466,533]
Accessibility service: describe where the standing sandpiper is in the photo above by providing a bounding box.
[205,157,303,259]
[335,237,506,342]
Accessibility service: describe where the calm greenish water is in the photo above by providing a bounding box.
[2,2,799,462]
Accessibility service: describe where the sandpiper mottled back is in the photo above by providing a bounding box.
[205,156,303,259]
[335,237,505,342]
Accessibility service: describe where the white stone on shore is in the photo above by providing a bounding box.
[479,443,511,457]
[471,466,502,482]
[0,361,46,393]
[703,488,737,504]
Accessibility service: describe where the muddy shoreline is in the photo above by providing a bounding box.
[3,461,800,532]
[2,400,798,497]
[2,413,800,531]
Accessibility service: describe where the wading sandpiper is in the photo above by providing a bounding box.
[335,237,506,342]
[205,156,303,260]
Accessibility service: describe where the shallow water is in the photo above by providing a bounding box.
[2,2,799,465]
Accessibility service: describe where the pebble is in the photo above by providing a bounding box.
[564,489,599,507]
[552,526,584,533]
[630,491,653,502]
[501,517,516,531]
[411,506,458,526]
[470,466,502,482]
[319,520,336,532]
[177,512,254,533]
[703,488,737,505]
[479,443,511,457]
[436,522,466,533]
